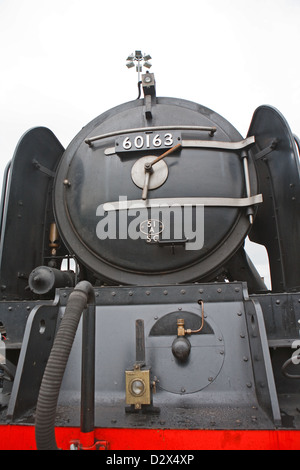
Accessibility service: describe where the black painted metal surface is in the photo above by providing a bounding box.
[247,105,300,292]
[0,127,65,300]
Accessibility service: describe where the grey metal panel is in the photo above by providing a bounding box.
[6,300,60,420]
[5,283,299,429]
[246,299,281,425]
[50,283,279,430]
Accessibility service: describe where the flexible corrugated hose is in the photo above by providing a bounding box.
[35,281,94,450]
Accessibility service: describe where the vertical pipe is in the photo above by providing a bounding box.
[135,319,145,365]
[80,300,96,445]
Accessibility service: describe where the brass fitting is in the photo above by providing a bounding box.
[176,301,205,336]
[49,223,60,256]
[177,319,186,336]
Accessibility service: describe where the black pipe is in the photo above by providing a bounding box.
[81,303,95,434]
[35,281,95,450]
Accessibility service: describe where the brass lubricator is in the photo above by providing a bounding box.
[125,319,159,412]
[172,300,205,363]
[125,365,151,410]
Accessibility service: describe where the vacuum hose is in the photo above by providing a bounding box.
[35,281,95,450]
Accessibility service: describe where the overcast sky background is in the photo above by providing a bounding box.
[1,0,300,288]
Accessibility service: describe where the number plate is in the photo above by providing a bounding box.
[115,131,181,154]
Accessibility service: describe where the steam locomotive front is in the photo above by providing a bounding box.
[1,59,300,451]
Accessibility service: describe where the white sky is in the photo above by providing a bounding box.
[1,0,300,287]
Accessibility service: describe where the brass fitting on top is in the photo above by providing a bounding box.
[176,301,205,337]
[177,318,193,336]
[177,319,186,336]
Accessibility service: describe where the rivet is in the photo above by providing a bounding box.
[163,290,168,295]
[246,382,252,388]
[129,291,133,296]
[180,289,186,295]
[111,291,116,296]
[217,288,222,293]
[208,377,214,382]
[237,312,242,316]
[146,290,150,296]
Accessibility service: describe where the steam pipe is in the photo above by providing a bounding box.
[35,281,95,450]
[81,302,95,436]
